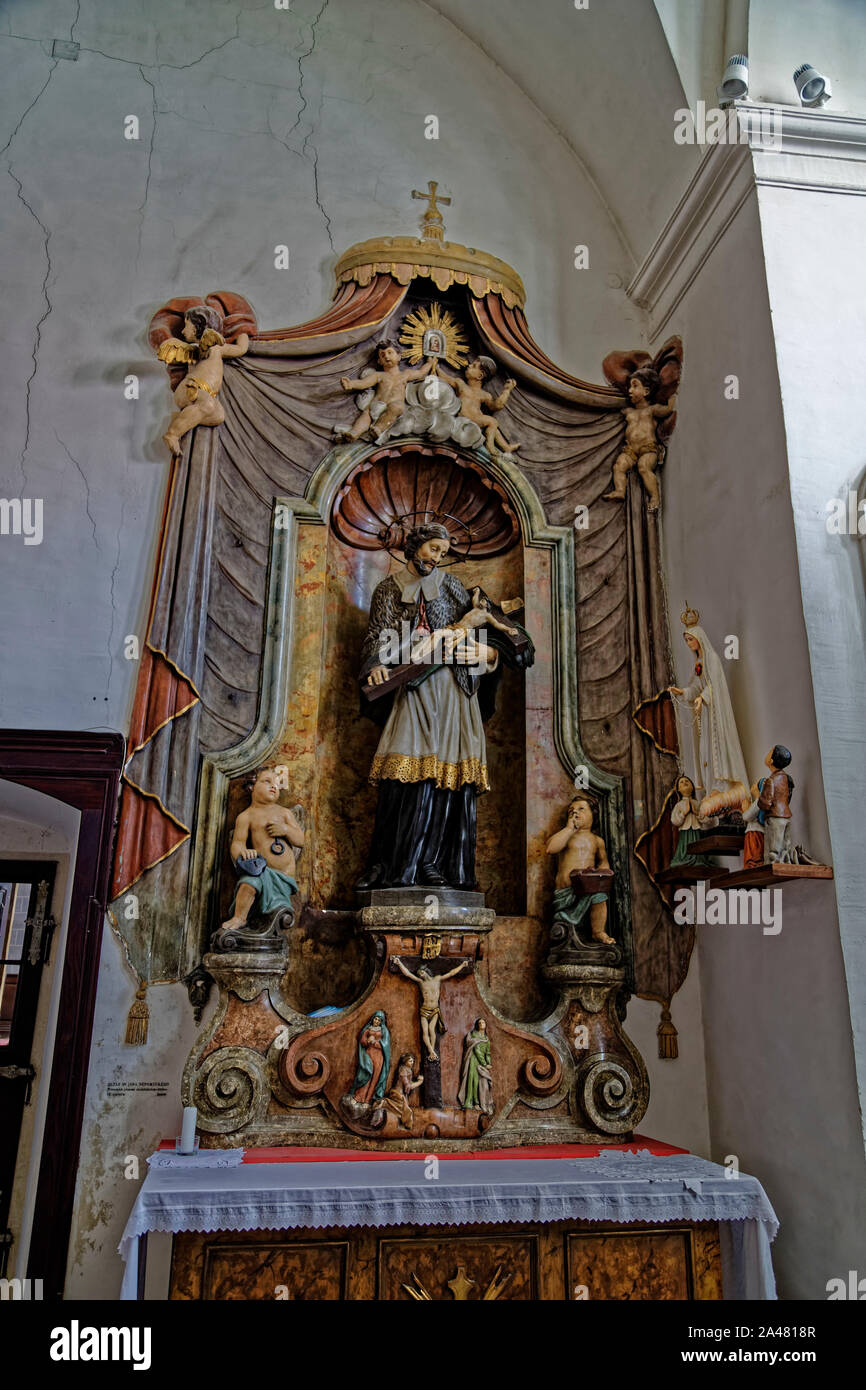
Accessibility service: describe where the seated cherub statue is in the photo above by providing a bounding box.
[604,366,676,513]
[157,304,249,454]
[335,340,435,443]
[436,356,518,455]
[546,793,615,945]
[221,766,305,934]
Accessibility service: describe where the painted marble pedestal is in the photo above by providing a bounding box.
[183,889,649,1150]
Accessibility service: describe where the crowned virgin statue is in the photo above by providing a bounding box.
[667,609,749,818]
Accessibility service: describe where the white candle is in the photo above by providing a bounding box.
[179,1105,197,1154]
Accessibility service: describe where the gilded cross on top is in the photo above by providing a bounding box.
[412,180,451,242]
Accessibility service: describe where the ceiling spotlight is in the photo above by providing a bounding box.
[794,63,832,107]
[718,54,749,105]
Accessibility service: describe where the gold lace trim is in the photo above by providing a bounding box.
[370,753,490,792]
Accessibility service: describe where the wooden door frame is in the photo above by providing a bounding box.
[0,731,124,1299]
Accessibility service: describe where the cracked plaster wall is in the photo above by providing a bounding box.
[0,0,711,1296]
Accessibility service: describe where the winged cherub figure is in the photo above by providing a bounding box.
[435,356,518,456]
[336,340,435,443]
[600,337,683,513]
[157,304,249,454]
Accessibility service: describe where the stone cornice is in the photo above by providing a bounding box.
[628,104,866,340]
[747,104,866,195]
[627,140,754,341]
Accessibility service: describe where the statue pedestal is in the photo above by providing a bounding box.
[183,890,649,1150]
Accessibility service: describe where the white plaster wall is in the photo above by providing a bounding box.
[64,929,210,1299]
[427,0,700,266]
[749,0,866,113]
[757,176,866,1160]
[627,960,711,1158]
[658,187,866,1299]
[652,0,729,113]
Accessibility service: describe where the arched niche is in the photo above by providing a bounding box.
[184,438,630,1009]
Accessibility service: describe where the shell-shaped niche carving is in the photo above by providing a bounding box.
[331,445,520,557]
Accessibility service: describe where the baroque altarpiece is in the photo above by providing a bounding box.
[112,189,694,1153]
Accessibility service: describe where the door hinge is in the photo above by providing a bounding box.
[25,880,55,965]
[0,1064,37,1104]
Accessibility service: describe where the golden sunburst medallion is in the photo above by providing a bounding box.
[400,303,470,369]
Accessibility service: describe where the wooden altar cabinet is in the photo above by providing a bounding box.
[170,1217,723,1301]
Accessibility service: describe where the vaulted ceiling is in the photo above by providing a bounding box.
[422,0,702,268]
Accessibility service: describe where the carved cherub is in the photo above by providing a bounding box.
[335,340,435,443]
[221,766,304,933]
[603,366,676,512]
[436,356,518,455]
[157,304,249,454]
[546,794,615,945]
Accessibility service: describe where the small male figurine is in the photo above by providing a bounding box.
[392,957,471,1060]
[604,367,676,512]
[742,778,768,870]
[436,356,518,455]
[221,766,304,932]
[757,745,798,864]
[336,340,435,442]
[546,794,615,945]
[157,305,250,455]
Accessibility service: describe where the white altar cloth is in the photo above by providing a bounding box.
[119,1149,778,1300]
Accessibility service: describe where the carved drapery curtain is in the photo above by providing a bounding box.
[112,275,684,1045]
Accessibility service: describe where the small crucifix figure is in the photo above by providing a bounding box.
[412,180,451,242]
[392,956,470,1060]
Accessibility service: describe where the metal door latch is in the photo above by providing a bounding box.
[0,1064,37,1104]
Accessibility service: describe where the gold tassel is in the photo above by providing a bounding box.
[125,983,149,1046]
[657,1004,678,1060]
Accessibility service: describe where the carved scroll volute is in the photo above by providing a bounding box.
[280,1034,332,1097]
[577,1056,645,1135]
[520,1043,563,1098]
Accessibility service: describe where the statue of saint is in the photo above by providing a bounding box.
[666,617,750,817]
[457,1018,494,1114]
[356,522,533,890]
[347,1011,391,1106]
[382,1052,424,1129]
